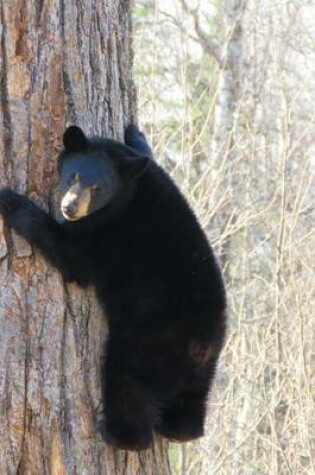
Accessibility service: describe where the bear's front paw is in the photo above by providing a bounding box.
[124,124,142,143]
[0,188,41,236]
[124,125,151,154]
[0,188,32,217]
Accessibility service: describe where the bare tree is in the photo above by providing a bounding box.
[133,1,315,473]
[0,1,170,473]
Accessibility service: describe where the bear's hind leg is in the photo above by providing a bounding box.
[156,388,208,443]
[100,370,158,451]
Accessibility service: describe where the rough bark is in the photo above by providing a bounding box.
[0,1,170,473]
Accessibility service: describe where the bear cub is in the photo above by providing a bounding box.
[0,125,227,451]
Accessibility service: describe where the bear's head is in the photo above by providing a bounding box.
[58,126,149,221]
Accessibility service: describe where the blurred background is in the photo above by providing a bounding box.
[133,1,315,473]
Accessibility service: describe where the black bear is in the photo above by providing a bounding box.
[0,125,226,451]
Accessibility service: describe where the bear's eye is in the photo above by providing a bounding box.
[67,173,79,186]
[92,185,102,195]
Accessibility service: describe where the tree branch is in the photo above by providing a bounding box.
[178,0,223,67]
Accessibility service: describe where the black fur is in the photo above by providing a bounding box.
[0,125,226,451]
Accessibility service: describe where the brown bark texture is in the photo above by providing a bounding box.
[0,1,171,473]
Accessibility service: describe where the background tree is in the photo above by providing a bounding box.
[0,0,170,473]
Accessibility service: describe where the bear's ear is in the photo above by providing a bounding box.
[63,126,89,152]
[121,150,150,178]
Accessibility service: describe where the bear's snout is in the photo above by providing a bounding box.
[62,202,77,218]
[61,185,92,221]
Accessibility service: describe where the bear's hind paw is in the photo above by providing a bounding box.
[97,417,153,451]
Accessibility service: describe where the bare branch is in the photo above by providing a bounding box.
[178,0,223,66]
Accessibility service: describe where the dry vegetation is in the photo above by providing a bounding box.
[133,1,315,473]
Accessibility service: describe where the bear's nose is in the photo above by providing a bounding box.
[62,203,77,217]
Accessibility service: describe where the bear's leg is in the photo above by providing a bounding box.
[156,388,208,442]
[0,188,67,271]
[156,356,219,442]
[0,188,89,285]
[99,368,157,451]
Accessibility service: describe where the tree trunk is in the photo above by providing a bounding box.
[211,0,245,274]
[212,0,245,161]
[0,1,170,473]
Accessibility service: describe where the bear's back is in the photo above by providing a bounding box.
[104,161,226,335]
